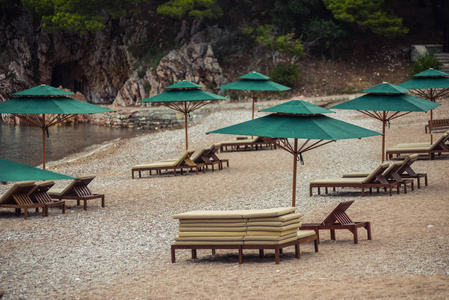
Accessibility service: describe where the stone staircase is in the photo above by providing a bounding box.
[434,52,449,73]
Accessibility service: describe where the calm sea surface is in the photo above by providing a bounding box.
[0,120,142,166]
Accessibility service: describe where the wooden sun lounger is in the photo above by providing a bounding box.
[171,231,318,264]
[218,136,277,152]
[300,200,371,244]
[310,163,407,197]
[425,119,449,133]
[0,181,45,219]
[48,175,105,210]
[343,154,427,189]
[192,147,222,171]
[132,149,205,178]
[386,132,449,160]
[28,181,66,217]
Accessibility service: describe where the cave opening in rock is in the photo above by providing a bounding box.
[51,62,86,94]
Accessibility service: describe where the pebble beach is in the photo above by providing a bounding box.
[1,99,448,299]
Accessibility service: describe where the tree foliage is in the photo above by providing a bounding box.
[156,0,223,20]
[303,18,347,58]
[413,51,441,75]
[21,0,145,34]
[245,24,304,57]
[322,0,408,38]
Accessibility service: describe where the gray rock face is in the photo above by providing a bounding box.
[0,4,225,107]
[112,27,226,107]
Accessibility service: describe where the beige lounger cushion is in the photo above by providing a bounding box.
[310,178,365,184]
[247,218,301,227]
[387,146,432,151]
[246,228,298,236]
[178,232,247,237]
[246,223,301,232]
[179,219,250,224]
[244,232,297,241]
[174,241,243,245]
[243,236,298,245]
[175,236,244,241]
[47,188,64,196]
[132,161,178,169]
[173,207,295,220]
[342,172,370,178]
[247,212,302,222]
[297,230,316,239]
[179,222,248,227]
[174,211,246,219]
[178,226,247,232]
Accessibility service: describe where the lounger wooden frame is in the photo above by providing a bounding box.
[48,176,105,210]
[396,154,428,188]
[310,163,407,197]
[386,132,449,160]
[29,181,66,217]
[132,150,205,178]
[219,137,277,152]
[171,233,318,264]
[0,182,45,220]
[192,147,222,171]
[300,201,371,244]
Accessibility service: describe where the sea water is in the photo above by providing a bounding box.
[0,120,142,166]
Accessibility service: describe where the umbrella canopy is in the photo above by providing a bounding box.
[0,85,114,169]
[208,100,381,206]
[330,82,440,161]
[398,68,449,143]
[140,80,228,150]
[218,71,291,119]
[0,158,75,182]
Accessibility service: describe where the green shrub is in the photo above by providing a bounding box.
[413,51,441,75]
[268,63,302,86]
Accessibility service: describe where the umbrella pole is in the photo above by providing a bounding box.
[382,118,386,162]
[430,89,434,144]
[42,114,46,169]
[292,139,298,207]
[184,111,189,150]
[251,91,256,120]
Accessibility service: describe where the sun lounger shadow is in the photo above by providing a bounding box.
[0,181,45,219]
[300,200,371,244]
[132,149,205,178]
[47,175,105,210]
[29,181,66,217]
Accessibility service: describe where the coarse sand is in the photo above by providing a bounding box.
[1,99,448,299]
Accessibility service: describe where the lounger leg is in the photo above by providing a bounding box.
[62,202,66,214]
[425,176,428,186]
[24,209,28,220]
[211,249,216,255]
[83,200,87,210]
[352,227,358,244]
[361,187,365,197]
[239,246,243,264]
[314,238,319,252]
[295,244,300,259]
[389,187,392,196]
[317,187,321,195]
[171,246,176,263]
[259,249,264,258]
[325,187,328,194]
[309,186,313,197]
[411,181,414,191]
[330,229,336,241]
[191,249,197,259]
[402,183,406,194]
[366,222,372,240]
[101,196,105,208]
[275,247,280,264]
[44,206,48,217]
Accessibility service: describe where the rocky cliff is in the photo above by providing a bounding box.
[0,2,225,106]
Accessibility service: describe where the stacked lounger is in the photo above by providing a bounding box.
[171,207,318,264]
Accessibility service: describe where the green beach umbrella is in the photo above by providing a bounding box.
[140,80,228,150]
[330,82,441,161]
[218,72,291,120]
[399,68,449,143]
[0,158,75,183]
[0,85,114,169]
[208,100,381,207]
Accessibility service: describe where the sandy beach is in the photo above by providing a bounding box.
[1,98,448,299]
